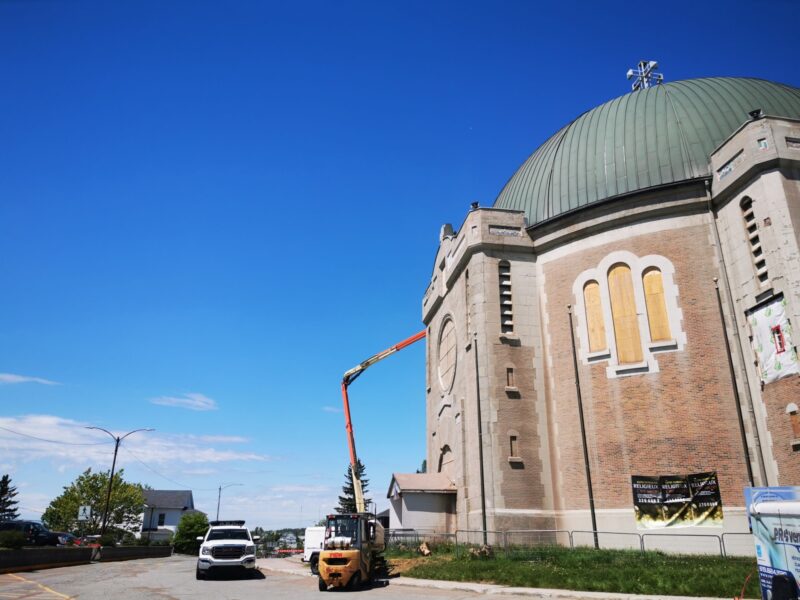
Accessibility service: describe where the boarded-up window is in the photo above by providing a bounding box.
[583,280,606,352]
[643,268,671,342]
[608,264,643,364]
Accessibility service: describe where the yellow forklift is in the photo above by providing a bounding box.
[317,330,425,591]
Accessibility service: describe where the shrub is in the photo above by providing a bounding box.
[173,512,208,554]
[0,530,26,549]
[99,533,116,547]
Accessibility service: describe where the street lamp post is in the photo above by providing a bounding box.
[86,426,154,536]
[216,483,243,521]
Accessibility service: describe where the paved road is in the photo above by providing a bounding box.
[0,555,489,600]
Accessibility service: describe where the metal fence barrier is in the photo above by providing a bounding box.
[454,529,506,557]
[571,529,644,552]
[641,532,724,556]
[721,532,755,557]
[385,528,751,558]
[504,529,574,555]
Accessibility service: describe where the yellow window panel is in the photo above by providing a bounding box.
[583,280,606,352]
[643,268,671,342]
[608,264,643,364]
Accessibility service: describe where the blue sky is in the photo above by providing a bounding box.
[1,0,798,529]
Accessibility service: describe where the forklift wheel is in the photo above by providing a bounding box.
[349,572,361,590]
[318,577,327,592]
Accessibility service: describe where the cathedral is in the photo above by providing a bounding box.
[417,75,800,538]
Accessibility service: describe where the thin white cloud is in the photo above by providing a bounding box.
[192,435,248,444]
[271,484,329,494]
[0,414,272,467]
[322,406,341,413]
[0,373,59,386]
[150,393,217,411]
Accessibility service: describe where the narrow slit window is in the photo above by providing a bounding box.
[608,263,643,364]
[742,197,769,284]
[499,261,513,334]
[506,367,515,387]
[509,435,518,457]
[583,280,606,352]
[643,268,671,342]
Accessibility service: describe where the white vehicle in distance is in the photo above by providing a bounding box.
[196,520,260,580]
[303,526,325,575]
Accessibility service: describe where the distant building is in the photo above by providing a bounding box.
[141,490,199,541]
[421,76,800,537]
[386,473,456,531]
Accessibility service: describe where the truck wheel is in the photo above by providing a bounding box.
[196,567,204,580]
[310,555,319,575]
[317,576,327,592]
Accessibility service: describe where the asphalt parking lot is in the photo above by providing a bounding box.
[0,555,490,600]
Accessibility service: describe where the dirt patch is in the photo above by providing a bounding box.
[387,557,431,576]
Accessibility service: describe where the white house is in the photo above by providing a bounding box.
[141,490,199,541]
[387,473,456,532]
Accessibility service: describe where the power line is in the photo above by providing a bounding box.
[0,425,114,446]
[121,446,217,491]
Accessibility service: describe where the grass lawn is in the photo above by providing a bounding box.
[386,546,760,598]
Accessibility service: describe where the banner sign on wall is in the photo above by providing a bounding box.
[749,296,800,385]
[632,472,723,529]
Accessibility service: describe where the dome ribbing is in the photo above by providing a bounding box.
[494,77,800,225]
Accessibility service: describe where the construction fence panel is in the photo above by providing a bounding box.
[504,529,573,557]
[641,532,723,556]
[721,532,755,557]
[455,530,507,557]
[571,530,643,552]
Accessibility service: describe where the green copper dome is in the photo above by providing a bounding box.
[494,77,800,226]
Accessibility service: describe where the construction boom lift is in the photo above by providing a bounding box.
[317,329,426,591]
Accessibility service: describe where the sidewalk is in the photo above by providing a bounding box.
[255,557,732,600]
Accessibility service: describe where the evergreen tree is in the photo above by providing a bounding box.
[336,459,371,513]
[0,474,20,521]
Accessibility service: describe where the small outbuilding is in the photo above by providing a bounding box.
[386,473,456,532]
[141,490,198,541]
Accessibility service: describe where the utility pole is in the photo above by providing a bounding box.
[567,306,599,549]
[216,483,243,521]
[86,426,154,536]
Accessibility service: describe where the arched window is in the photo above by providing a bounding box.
[608,264,643,364]
[643,268,671,342]
[583,280,606,352]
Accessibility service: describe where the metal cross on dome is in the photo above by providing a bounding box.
[627,60,664,91]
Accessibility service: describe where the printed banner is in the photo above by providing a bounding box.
[632,472,723,530]
[749,297,800,385]
[745,486,800,600]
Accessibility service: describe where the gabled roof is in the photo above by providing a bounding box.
[143,490,195,510]
[387,473,456,498]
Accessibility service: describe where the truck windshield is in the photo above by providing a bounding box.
[207,529,250,541]
[326,516,360,545]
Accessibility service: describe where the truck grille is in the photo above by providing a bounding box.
[212,545,245,559]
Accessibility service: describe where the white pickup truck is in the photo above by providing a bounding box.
[196,520,259,579]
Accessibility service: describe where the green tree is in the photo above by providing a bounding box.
[0,474,20,521]
[416,460,427,474]
[336,459,371,513]
[173,511,209,554]
[42,468,144,535]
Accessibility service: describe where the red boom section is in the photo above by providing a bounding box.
[340,329,426,474]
